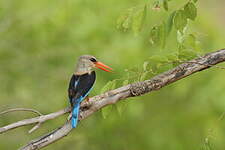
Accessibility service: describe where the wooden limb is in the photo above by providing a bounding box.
[2,49,225,150]
[0,107,71,134]
[28,122,42,134]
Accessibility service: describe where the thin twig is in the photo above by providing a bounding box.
[0,108,43,116]
[0,107,71,134]
[28,122,42,134]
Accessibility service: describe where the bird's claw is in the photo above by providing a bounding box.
[85,96,90,102]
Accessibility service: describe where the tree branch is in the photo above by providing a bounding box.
[0,107,71,134]
[1,49,225,150]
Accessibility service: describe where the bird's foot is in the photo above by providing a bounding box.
[85,96,90,102]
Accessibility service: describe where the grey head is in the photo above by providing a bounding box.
[74,55,97,74]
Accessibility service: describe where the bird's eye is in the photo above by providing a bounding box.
[90,58,97,62]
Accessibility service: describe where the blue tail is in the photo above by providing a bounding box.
[71,104,80,128]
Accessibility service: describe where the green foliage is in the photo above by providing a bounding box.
[184,2,197,20]
[100,80,116,94]
[176,28,201,54]
[152,0,160,10]
[117,8,134,32]
[152,0,172,11]
[101,80,116,119]
[178,49,197,60]
[150,22,167,48]
[166,11,176,35]
[132,5,147,36]
[177,30,184,44]
[149,26,161,45]
[163,0,169,11]
[139,71,148,81]
[149,55,169,64]
[102,105,113,119]
[117,5,146,35]
[122,79,129,86]
[174,10,187,32]
[193,0,198,3]
[182,33,197,49]
[116,80,129,116]
[143,61,149,72]
[117,0,198,53]
[200,137,215,150]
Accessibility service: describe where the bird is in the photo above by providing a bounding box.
[68,55,112,128]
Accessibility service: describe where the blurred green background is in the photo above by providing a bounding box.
[0,0,225,149]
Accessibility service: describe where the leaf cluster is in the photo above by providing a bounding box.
[102,0,200,119]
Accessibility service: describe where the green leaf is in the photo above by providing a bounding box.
[143,61,149,71]
[165,53,179,67]
[117,8,134,31]
[166,11,176,35]
[100,80,116,94]
[183,34,196,49]
[140,72,148,81]
[177,30,184,44]
[116,79,129,115]
[116,100,127,116]
[111,80,116,90]
[149,55,168,64]
[101,81,112,93]
[117,15,126,30]
[101,80,117,119]
[173,10,187,32]
[184,2,197,21]
[163,0,168,11]
[153,0,160,10]
[159,22,167,48]
[178,49,197,60]
[132,5,147,36]
[149,26,160,45]
[150,23,167,48]
[166,53,178,62]
[193,0,198,3]
[102,105,113,119]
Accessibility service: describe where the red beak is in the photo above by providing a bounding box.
[95,61,113,72]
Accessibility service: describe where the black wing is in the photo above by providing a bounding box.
[68,71,96,107]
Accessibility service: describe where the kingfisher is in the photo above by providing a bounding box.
[68,55,112,128]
